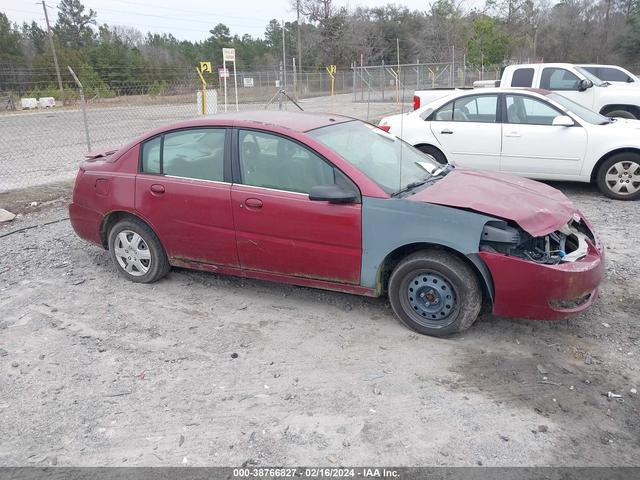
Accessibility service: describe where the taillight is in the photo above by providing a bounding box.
[413,95,420,110]
[378,125,391,132]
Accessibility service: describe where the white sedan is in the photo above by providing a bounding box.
[379,87,640,200]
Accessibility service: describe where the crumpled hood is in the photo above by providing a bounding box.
[407,169,577,237]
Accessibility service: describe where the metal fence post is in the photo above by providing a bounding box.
[67,66,91,152]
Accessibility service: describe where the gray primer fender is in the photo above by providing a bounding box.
[361,196,498,299]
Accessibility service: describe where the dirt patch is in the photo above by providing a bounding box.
[0,182,639,466]
[0,180,72,217]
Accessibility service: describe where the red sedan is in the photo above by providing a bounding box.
[69,111,604,336]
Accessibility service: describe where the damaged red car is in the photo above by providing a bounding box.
[69,111,604,336]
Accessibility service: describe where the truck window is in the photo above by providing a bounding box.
[584,66,632,83]
[540,68,581,91]
[511,68,534,87]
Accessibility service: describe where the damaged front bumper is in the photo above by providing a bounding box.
[479,214,604,320]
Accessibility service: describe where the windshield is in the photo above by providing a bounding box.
[547,93,612,124]
[575,66,606,86]
[308,120,444,195]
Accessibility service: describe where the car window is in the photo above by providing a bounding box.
[308,121,444,196]
[432,101,453,121]
[238,129,351,194]
[452,95,497,123]
[140,128,226,181]
[541,68,581,91]
[162,129,225,181]
[141,136,161,174]
[585,66,632,83]
[511,68,534,87]
[506,95,562,125]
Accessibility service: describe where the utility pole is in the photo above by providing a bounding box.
[282,19,287,90]
[41,1,64,103]
[296,1,302,73]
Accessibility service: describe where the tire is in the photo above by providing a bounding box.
[605,110,637,119]
[596,153,640,200]
[416,145,447,165]
[388,250,481,336]
[107,217,170,283]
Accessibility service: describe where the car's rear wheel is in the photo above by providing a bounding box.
[388,250,481,336]
[596,153,640,200]
[416,145,447,165]
[606,110,637,120]
[108,217,170,283]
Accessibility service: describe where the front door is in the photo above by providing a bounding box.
[429,93,502,171]
[135,127,238,266]
[500,94,587,177]
[539,66,597,111]
[231,129,362,284]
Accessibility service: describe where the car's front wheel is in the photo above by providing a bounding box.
[108,217,170,283]
[388,250,481,336]
[596,153,640,200]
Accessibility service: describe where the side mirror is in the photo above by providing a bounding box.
[552,115,575,127]
[309,185,359,204]
[578,79,593,91]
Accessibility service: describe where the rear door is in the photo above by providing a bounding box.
[230,128,362,284]
[135,127,238,266]
[500,94,587,177]
[429,93,502,171]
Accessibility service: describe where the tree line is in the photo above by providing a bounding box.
[1,0,639,98]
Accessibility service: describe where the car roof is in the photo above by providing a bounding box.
[160,110,355,133]
[507,63,575,69]
[412,87,552,115]
[578,64,620,68]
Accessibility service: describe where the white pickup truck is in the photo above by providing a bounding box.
[413,63,640,119]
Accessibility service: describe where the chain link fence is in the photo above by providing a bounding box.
[0,61,529,194]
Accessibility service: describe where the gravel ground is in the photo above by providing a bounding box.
[0,180,639,467]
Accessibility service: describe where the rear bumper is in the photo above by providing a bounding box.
[480,242,604,320]
[69,202,103,247]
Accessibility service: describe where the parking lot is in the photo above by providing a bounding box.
[1,180,638,466]
[0,94,404,193]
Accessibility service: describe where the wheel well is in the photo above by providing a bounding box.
[99,211,152,249]
[376,243,493,308]
[590,148,640,182]
[599,105,640,118]
[414,143,447,161]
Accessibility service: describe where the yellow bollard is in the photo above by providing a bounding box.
[196,67,207,115]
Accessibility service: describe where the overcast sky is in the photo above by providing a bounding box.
[3,0,475,42]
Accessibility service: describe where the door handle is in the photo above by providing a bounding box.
[504,131,521,138]
[244,198,263,209]
[440,129,454,134]
[150,184,165,195]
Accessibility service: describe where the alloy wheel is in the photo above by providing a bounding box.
[113,230,152,276]
[604,160,640,196]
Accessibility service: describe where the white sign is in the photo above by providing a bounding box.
[38,97,56,108]
[222,48,236,62]
[243,77,254,88]
[218,67,230,79]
